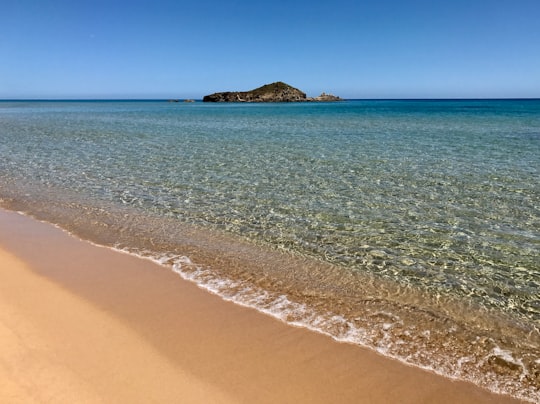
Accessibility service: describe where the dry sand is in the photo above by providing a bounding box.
[0,208,522,403]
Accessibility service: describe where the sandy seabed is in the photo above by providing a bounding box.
[0,209,522,403]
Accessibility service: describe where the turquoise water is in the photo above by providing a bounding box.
[1,99,539,400]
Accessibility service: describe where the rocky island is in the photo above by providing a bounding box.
[203,82,342,102]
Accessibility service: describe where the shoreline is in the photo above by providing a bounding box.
[0,208,523,403]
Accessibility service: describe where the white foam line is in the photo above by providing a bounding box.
[491,347,529,380]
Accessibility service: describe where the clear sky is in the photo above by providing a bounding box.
[1,0,539,99]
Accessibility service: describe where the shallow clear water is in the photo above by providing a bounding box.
[1,99,539,401]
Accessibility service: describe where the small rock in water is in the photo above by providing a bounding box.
[370,250,387,258]
[400,258,416,266]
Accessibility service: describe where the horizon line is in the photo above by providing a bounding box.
[1,97,540,102]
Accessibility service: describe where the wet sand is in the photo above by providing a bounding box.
[0,208,522,403]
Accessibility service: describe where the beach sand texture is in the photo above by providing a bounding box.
[0,209,522,403]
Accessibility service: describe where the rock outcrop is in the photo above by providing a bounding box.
[310,92,343,102]
[203,82,342,103]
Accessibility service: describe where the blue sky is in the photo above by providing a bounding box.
[1,0,539,99]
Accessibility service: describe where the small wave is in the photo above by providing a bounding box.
[114,245,538,403]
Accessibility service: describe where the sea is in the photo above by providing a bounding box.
[1,99,539,401]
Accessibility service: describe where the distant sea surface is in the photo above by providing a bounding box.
[1,99,539,401]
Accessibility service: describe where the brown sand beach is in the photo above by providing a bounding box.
[0,208,522,403]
